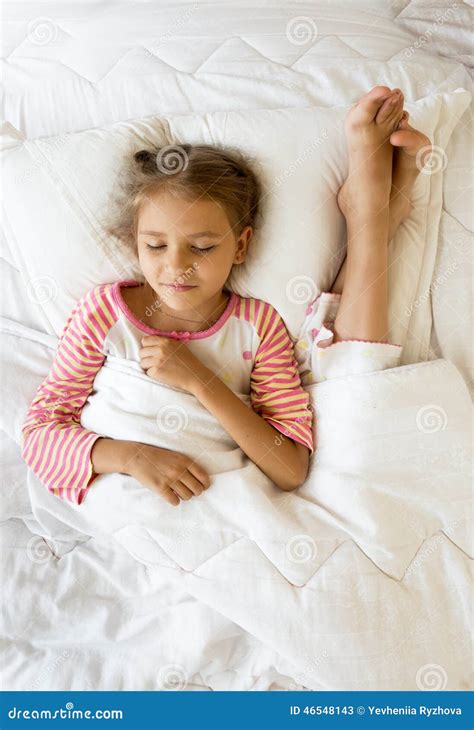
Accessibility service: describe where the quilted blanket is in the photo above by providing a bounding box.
[21,347,472,690]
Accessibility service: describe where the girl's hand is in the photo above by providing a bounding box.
[127,443,211,506]
[139,336,208,393]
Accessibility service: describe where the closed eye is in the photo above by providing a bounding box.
[146,244,216,254]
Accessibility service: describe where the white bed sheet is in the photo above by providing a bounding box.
[1,1,472,692]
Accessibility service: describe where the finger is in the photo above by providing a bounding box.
[139,345,163,358]
[179,471,205,496]
[140,355,159,368]
[161,487,181,506]
[148,483,180,506]
[187,461,211,488]
[170,480,194,501]
[141,336,161,346]
[145,367,161,380]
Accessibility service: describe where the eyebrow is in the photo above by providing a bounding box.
[138,230,222,239]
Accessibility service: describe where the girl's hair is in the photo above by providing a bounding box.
[109,143,263,249]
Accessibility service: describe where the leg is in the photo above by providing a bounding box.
[331,87,405,342]
[330,201,405,295]
[330,110,432,296]
[334,211,390,341]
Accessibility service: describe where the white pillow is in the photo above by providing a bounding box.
[1,90,470,353]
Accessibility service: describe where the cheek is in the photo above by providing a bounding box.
[194,256,222,280]
[199,248,233,274]
[138,250,158,271]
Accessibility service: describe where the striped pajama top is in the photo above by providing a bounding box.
[21,279,314,505]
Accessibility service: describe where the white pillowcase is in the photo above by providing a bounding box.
[1,90,470,355]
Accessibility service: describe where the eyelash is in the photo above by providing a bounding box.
[146,244,216,254]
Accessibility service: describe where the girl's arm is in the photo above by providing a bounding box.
[191,308,313,491]
[21,287,117,504]
[191,374,311,490]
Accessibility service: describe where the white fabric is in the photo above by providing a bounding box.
[1,0,472,693]
[295,293,403,383]
[1,315,472,690]
[1,515,290,692]
[396,0,474,71]
[430,211,474,397]
[1,1,472,386]
[1,91,470,350]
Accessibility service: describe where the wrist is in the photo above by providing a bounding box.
[118,441,146,475]
[91,438,141,476]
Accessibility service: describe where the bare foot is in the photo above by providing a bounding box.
[388,113,433,234]
[330,109,433,295]
[338,86,405,218]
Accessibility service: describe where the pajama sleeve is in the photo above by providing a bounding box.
[250,303,314,454]
[21,285,117,505]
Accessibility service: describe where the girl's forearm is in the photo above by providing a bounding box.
[90,437,141,476]
[190,370,309,490]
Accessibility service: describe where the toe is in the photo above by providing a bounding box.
[389,127,429,157]
[397,112,409,129]
[390,104,406,131]
[390,129,415,149]
[376,90,403,125]
[352,85,392,124]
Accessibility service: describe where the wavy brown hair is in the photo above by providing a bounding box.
[108,143,263,250]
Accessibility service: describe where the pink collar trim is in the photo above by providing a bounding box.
[112,279,237,340]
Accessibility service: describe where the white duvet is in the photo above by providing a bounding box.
[2,318,471,691]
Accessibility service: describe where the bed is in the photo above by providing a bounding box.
[1,1,472,692]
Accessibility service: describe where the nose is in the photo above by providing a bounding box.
[164,249,190,278]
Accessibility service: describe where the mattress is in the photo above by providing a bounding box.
[1,1,472,692]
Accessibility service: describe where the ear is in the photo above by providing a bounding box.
[233,226,253,265]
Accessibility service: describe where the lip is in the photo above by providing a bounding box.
[161,284,197,292]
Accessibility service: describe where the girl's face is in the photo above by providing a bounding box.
[136,191,252,312]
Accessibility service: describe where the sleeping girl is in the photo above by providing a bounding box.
[21,85,431,508]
